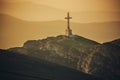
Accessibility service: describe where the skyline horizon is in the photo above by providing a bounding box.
[1,0,120,49]
[1,13,120,49]
[1,13,120,23]
[0,34,120,49]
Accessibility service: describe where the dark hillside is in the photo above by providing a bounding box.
[0,50,101,80]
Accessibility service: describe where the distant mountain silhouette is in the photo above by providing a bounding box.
[1,13,120,28]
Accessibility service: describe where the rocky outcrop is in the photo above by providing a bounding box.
[86,43,120,79]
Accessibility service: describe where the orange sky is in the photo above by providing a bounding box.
[1,0,120,11]
[1,0,120,22]
[0,0,120,49]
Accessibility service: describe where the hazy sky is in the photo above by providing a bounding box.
[2,0,120,11]
[0,0,120,49]
[33,0,120,11]
[1,0,120,22]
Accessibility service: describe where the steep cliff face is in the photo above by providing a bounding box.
[8,35,120,80]
[85,43,120,79]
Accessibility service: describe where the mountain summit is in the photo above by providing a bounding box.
[4,35,119,80]
[0,35,102,80]
[9,35,99,70]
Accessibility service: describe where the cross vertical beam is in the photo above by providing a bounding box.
[65,12,72,29]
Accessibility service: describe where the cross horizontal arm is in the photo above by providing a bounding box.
[65,17,72,19]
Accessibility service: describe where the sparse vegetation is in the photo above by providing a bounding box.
[0,35,120,80]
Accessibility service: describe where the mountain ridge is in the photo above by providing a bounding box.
[0,33,120,80]
[7,35,120,79]
[1,13,120,23]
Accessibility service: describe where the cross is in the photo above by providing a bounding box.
[65,12,72,29]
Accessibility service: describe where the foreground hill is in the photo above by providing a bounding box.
[0,50,101,80]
